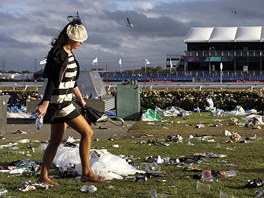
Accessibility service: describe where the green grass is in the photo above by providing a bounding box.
[1,112,264,197]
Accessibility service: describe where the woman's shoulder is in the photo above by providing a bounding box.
[47,48,68,63]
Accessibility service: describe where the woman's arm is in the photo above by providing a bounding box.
[73,86,86,107]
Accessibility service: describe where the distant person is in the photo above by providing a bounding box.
[36,13,105,186]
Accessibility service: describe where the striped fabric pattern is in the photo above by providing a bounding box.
[51,54,77,118]
[50,54,77,104]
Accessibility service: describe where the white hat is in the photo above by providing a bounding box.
[66,24,88,42]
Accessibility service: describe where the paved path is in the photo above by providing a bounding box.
[2,121,134,142]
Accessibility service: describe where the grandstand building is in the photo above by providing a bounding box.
[167,26,264,73]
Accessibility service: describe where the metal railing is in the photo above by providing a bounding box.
[185,50,263,57]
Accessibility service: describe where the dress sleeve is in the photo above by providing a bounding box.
[42,78,56,101]
[41,49,64,101]
[74,81,78,88]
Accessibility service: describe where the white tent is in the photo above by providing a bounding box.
[184,26,264,43]
[78,71,106,98]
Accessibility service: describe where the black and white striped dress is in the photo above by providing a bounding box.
[50,54,80,123]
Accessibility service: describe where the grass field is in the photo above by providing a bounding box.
[0,112,264,197]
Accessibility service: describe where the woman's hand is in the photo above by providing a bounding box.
[73,86,86,107]
[37,101,49,118]
[79,98,86,107]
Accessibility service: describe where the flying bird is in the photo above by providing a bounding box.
[232,10,237,14]
[126,18,134,27]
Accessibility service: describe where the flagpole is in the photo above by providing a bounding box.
[169,59,172,74]
[144,58,149,75]
[118,59,122,73]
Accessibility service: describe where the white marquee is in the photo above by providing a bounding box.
[184,26,264,43]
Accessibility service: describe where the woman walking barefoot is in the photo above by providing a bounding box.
[37,13,104,186]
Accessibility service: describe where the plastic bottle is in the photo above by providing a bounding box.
[36,116,44,130]
[221,170,237,178]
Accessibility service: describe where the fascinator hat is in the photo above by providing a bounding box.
[66,12,88,42]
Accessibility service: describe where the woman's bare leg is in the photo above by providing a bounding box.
[38,123,66,185]
[67,115,104,182]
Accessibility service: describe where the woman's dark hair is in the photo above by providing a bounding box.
[51,12,83,53]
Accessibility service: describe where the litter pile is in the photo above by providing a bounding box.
[53,146,144,180]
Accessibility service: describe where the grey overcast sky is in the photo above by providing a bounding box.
[0,0,264,72]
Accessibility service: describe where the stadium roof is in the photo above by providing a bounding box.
[184,26,264,43]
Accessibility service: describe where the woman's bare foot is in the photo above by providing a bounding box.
[37,177,59,186]
[80,175,105,183]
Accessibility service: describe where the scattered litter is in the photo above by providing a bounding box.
[140,140,169,146]
[15,139,37,144]
[59,165,78,178]
[201,170,217,182]
[14,129,28,134]
[3,160,42,174]
[244,114,264,128]
[255,189,264,198]
[141,109,162,121]
[165,134,183,143]
[218,170,238,178]
[17,180,51,192]
[65,136,78,143]
[157,179,166,183]
[146,122,161,126]
[36,115,43,130]
[141,133,153,138]
[241,179,264,189]
[80,185,97,193]
[194,135,213,141]
[150,189,158,198]
[219,191,234,198]
[140,162,161,174]
[196,124,205,128]
[196,181,211,190]
[224,130,242,143]
[225,105,247,116]
[183,165,202,172]
[33,143,47,152]
[201,169,237,182]
[0,136,5,140]
[64,141,77,148]
[133,175,147,182]
[0,142,18,149]
[194,153,227,158]
[0,187,8,196]
[7,111,32,118]
[53,147,144,180]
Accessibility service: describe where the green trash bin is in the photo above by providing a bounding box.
[116,84,141,120]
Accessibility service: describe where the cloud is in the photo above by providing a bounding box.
[132,2,154,11]
[0,0,263,71]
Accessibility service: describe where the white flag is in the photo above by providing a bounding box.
[92,57,98,65]
[145,58,150,65]
[40,59,47,65]
[119,59,122,65]
[170,59,173,68]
